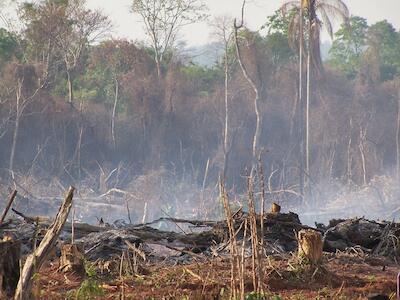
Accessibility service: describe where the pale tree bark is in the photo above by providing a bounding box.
[347,118,353,185]
[222,48,230,179]
[66,69,73,103]
[234,4,261,171]
[298,1,305,197]
[111,76,119,149]
[214,16,234,180]
[155,51,162,78]
[305,35,311,191]
[211,16,235,180]
[359,127,367,186]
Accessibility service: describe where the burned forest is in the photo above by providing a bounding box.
[1,0,400,299]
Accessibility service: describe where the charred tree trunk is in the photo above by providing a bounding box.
[0,239,20,299]
[59,244,84,274]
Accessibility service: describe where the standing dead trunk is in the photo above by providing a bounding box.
[359,127,367,186]
[154,49,162,78]
[347,119,353,185]
[222,41,230,180]
[234,20,261,169]
[66,69,73,103]
[298,2,305,198]
[111,76,119,149]
[0,239,20,299]
[305,36,311,192]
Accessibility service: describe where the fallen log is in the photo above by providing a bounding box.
[130,217,218,228]
[11,208,49,224]
[10,208,107,237]
[14,186,75,300]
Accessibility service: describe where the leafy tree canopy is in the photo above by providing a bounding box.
[328,16,368,78]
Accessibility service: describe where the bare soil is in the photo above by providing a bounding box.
[34,253,397,300]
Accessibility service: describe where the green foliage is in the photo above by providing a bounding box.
[262,9,291,36]
[368,20,400,81]
[265,32,296,66]
[245,291,268,300]
[0,28,20,67]
[329,17,400,81]
[328,16,368,78]
[84,261,97,278]
[182,64,223,96]
[66,262,102,300]
[74,279,104,300]
[262,10,296,66]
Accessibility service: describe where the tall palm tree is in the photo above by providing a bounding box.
[281,0,349,199]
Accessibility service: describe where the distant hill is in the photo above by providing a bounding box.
[184,42,223,67]
[185,40,332,67]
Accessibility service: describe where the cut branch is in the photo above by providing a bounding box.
[0,190,17,226]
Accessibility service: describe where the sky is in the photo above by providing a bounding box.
[86,0,400,46]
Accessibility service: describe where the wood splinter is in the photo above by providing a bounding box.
[270,202,281,214]
[14,186,75,300]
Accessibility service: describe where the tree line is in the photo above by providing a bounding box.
[0,0,400,207]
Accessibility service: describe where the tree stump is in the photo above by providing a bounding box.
[0,239,20,298]
[297,229,323,264]
[270,203,281,214]
[59,244,85,274]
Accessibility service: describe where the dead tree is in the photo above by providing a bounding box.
[234,0,262,171]
[14,186,75,300]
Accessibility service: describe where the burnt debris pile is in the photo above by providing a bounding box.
[2,207,399,265]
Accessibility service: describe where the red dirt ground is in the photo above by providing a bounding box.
[34,253,397,299]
